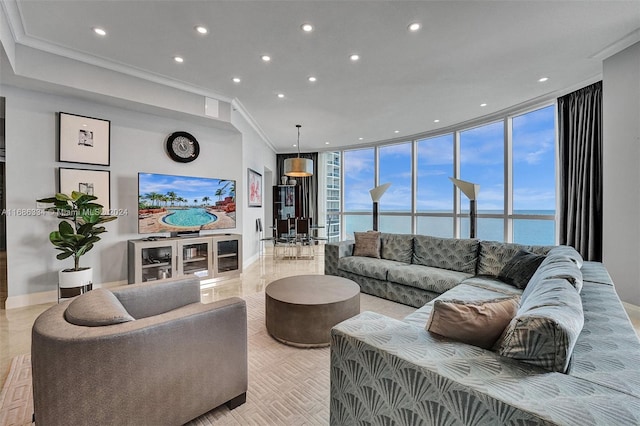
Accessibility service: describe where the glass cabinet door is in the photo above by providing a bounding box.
[178,238,212,279]
[217,239,239,273]
[140,244,174,282]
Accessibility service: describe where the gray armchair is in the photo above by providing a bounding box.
[31,277,247,426]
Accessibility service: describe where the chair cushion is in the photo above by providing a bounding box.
[353,231,381,258]
[477,241,553,276]
[426,297,519,350]
[65,289,135,327]
[498,250,546,289]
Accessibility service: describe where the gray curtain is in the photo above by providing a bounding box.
[276,153,318,221]
[558,81,603,261]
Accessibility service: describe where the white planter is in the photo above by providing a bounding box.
[59,268,93,289]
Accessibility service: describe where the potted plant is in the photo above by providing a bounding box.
[37,191,117,293]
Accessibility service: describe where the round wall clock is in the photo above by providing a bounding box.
[166,131,200,163]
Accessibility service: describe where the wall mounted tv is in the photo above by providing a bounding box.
[138,172,236,234]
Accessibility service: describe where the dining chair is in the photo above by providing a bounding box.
[295,217,313,258]
[275,218,296,258]
[257,218,275,256]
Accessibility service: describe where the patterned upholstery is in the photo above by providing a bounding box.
[412,235,479,274]
[569,281,640,398]
[498,278,584,373]
[327,235,640,423]
[331,312,640,426]
[476,240,554,276]
[380,233,414,263]
[338,256,400,281]
[324,240,354,276]
[387,264,471,293]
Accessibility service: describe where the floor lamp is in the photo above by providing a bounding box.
[369,183,391,231]
[449,177,480,238]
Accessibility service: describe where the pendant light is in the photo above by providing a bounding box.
[284,124,313,177]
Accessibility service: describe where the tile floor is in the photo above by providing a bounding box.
[2,245,639,385]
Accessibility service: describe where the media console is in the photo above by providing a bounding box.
[127,234,242,284]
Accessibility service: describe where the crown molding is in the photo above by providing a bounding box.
[1,0,232,104]
[590,28,640,61]
[231,98,276,153]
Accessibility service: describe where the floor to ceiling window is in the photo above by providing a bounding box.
[378,142,412,234]
[333,103,557,243]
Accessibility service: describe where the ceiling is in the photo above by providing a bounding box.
[2,1,639,152]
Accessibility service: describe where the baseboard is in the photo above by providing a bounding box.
[4,280,127,310]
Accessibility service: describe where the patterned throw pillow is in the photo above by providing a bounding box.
[498,250,546,289]
[353,231,381,259]
[426,297,519,350]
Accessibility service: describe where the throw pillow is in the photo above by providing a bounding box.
[353,231,381,258]
[65,288,135,327]
[498,250,546,289]
[426,297,519,350]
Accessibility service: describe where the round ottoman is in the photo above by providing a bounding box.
[265,275,360,347]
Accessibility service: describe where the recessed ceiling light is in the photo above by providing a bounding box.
[293,144,297,147]
[195,26,208,34]
[308,76,317,82]
[277,93,285,98]
[325,141,330,145]
[261,55,271,62]
[434,119,440,123]
[350,54,360,61]
[408,23,421,31]
[538,77,549,82]
[480,103,487,107]
[301,23,313,32]
[358,137,364,141]
[174,56,184,63]
[232,77,241,83]
[93,27,106,36]
[394,130,400,134]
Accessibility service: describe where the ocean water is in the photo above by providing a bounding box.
[343,210,556,245]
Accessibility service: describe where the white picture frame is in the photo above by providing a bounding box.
[59,112,110,166]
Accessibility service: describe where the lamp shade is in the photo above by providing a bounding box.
[284,157,313,177]
[369,183,391,202]
[449,177,480,200]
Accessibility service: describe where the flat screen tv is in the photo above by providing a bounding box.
[138,172,236,234]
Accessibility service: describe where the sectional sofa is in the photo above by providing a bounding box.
[325,233,640,425]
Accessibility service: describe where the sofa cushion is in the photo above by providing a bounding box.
[477,241,553,277]
[548,245,583,268]
[352,231,381,258]
[427,297,519,350]
[460,276,523,296]
[412,235,479,274]
[387,263,471,293]
[64,289,135,327]
[522,254,584,298]
[380,233,413,263]
[497,250,546,289]
[497,278,583,373]
[338,256,400,281]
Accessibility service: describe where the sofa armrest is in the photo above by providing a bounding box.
[32,297,247,426]
[111,277,201,318]
[330,311,640,425]
[325,240,354,276]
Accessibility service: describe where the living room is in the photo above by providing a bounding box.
[1,1,639,424]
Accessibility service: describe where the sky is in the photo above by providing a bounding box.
[139,173,235,204]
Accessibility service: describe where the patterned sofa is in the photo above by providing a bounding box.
[325,234,640,425]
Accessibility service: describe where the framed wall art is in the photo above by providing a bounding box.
[59,168,111,212]
[247,168,262,208]
[59,112,110,166]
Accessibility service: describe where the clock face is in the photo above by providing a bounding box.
[166,132,199,163]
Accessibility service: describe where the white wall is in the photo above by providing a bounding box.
[1,84,256,307]
[603,41,640,305]
[231,109,277,265]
